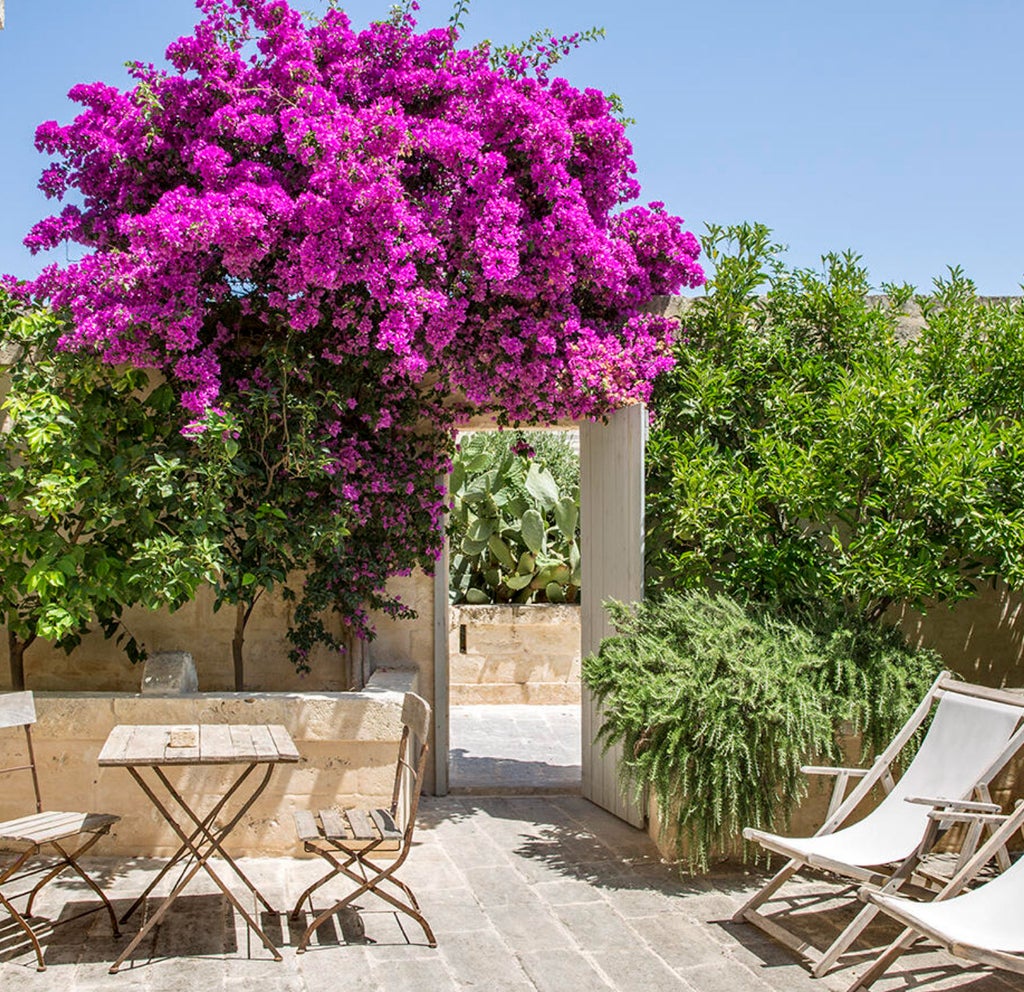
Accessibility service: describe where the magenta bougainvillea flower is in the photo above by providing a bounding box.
[23,0,704,655]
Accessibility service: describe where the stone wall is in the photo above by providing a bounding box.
[449,604,581,705]
[0,668,416,858]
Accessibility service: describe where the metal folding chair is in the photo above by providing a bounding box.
[0,691,120,971]
[290,692,435,952]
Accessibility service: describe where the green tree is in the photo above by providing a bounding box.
[0,292,228,689]
[206,340,353,690]
[647,223,1024,621]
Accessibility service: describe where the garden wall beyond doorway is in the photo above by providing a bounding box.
[449,603,581,705]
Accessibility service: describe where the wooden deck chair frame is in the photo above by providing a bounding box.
[0,691,120,971]
[732,672,1024,978]
[849,799,1024,991]
[290,692,435,952]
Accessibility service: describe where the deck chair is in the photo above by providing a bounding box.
[290,691,435,952]
[0,691,120,971]
[733,672,1024,977]
[849,799,1024,991]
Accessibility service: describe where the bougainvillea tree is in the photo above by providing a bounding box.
[24,0,703,668]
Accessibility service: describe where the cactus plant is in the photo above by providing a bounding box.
[448,431,580,604]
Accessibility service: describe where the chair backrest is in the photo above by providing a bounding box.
[0,691,43,814]
[820,673,1024,839]
[890,688,1024,803]
[840,685,1024,856]
[391,692,431,838]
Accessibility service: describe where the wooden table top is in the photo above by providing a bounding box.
[98,724,300,767]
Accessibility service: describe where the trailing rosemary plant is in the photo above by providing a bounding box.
[582,591,942,871]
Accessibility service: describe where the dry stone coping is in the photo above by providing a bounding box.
[451,603,581,626]
[26,665,419,743]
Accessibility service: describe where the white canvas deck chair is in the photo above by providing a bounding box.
[850,799,1024,991]
[290,692,435,952]
[734,672,1024,977]
[0,691,120,971]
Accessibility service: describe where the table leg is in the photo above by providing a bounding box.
[153,765,276,914]
[110,763,282,974]
[119,763,260,924]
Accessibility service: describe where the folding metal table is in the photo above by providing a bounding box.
[98,723,300,973]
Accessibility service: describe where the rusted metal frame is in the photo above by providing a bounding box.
[109,762,282,974]
[119,761,263,923]
[289,844,360,919]
[24,828,118,930]
[0,847,47,970]
[24,725,43,814]
[296,843,433,951]
[152,763,276,912]
[41,837,120,937]
[389,726,410,817]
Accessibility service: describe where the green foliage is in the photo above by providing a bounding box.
[0,292,229,688]
[207,338,354,687]
[647,223,1024,621]
[582,591,943,871]
[448,431,580,604]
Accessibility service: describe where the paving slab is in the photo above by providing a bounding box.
[1,796,1022,992]
[449,704,581,793]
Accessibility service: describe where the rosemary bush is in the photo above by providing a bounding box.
[582,591,942,871]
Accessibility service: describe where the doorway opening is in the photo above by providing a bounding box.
[445,427,583,794]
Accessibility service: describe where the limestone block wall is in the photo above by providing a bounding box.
[449,604,581,705]
[0,668,416,858]
[0,584,354,694]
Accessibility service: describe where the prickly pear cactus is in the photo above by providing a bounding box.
[448,432,580,604]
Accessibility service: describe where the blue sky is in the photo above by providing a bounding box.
[1,0,1022,293]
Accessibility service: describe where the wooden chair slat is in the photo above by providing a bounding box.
[401,693,430,745]
[318,808,348,839]
[293,810,319,842]
[0,692,36,730]
[369,808,401,841]
[0,811,118,845]
[345,808,378,841]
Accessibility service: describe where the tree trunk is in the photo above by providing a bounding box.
[232,600,247,691]
[7,629,34,691]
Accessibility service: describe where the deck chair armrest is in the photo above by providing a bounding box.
[925,809,1009,826]
[905,796,1002,813]
[801,765,870,778]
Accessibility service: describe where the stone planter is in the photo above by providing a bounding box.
[449,603,581,705]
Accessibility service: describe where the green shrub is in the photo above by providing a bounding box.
[582,591,943,871]
[647,223,1024,621]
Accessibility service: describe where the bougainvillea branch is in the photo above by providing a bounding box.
[23,0,703,670]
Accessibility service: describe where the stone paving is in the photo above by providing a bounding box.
[449,704,582,793]
[2,796,1024,991]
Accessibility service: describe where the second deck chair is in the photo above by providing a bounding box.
[733,672,1024,977]
[0,691,120,971]
[290,691,435,952]
[850,799,1024,991]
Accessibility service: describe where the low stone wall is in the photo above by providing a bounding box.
[449,604,581,705]
[0,668,416,858]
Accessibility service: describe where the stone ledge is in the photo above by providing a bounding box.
[1,666,419,857]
